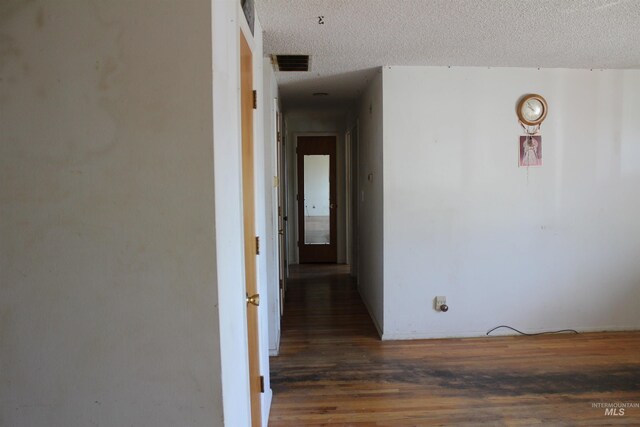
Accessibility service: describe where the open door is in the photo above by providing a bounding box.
[297,136,337,263]
[240,32,261,427]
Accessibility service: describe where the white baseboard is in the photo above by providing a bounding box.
[381,325,640,341]
[268,330,280,356]
[261,387,272,427]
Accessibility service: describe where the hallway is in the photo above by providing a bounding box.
[268,265,640,426]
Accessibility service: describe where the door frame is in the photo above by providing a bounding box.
[213,2,273,425]
[348,122,359,279]
[240,30,262,427]
[276,107,286,316]
[295,135,338,263]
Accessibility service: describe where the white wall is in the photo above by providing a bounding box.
[356,71,385,335]
[382,66,640,339]
[1,1,224,425]
[262,58,281,355]
[284,109,348,263]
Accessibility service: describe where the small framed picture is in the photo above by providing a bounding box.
[519,135,542,167]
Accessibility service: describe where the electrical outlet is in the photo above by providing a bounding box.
[434,296,447,311]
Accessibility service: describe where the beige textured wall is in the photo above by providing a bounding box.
[0,1,223,425]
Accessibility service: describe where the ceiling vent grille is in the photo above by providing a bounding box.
[274,55,310,72]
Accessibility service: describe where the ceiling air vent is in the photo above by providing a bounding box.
[274,55,310,72]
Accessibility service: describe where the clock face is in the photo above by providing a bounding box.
[517,94,548,125]
[522,98,543,121]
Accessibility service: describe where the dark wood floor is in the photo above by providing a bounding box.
[269,264,640,426]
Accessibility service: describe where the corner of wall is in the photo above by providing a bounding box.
[355,70,385,335]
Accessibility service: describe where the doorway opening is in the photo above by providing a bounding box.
[297,136,337,263]
[240,30,262,427]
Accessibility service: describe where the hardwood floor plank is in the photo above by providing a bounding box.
[269,264,640,425]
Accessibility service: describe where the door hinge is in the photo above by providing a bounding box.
[255,236,260,255]
[252,90,257,109]
[277,131,281,143]
[260,375,265,393]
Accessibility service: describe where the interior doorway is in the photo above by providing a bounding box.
[276,109,287,314]
[297,136,337,263]
[240,31,262,427]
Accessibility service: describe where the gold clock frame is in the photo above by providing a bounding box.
[517,94,548,126]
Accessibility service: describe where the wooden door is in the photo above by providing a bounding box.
[240,32,261,427]
[297,136,337,263]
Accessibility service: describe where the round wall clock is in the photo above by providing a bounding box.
[517,94,548,126]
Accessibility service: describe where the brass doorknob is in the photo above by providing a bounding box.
[246,293,260,306]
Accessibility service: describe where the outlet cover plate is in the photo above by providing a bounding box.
[434,296,446,311]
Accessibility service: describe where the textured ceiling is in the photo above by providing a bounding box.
[256,0,640,107]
